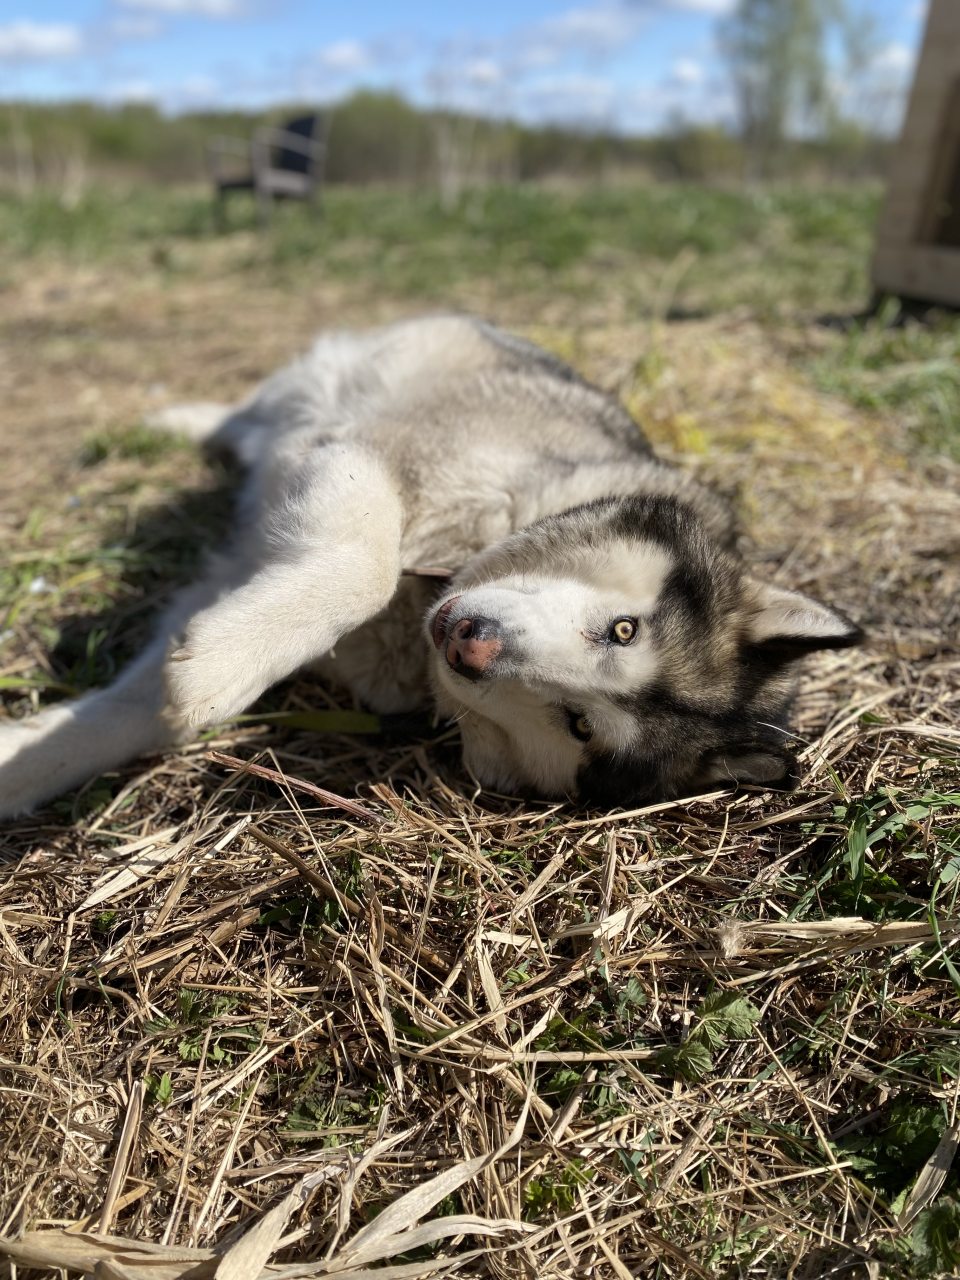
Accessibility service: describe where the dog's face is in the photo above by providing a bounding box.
[426,496,861,806]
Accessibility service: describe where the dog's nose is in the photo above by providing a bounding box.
[446,617,502,678]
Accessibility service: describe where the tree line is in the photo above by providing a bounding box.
[0,90,892,198]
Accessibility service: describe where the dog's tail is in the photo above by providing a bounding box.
[143,401,269,465]
[143,401,231,444]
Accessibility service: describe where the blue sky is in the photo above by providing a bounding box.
[0,1,928,133]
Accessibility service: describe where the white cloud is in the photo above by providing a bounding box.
[533,3,648,60]
[665,0,736,13]
[115,0,245,17]
[180,73,218,97]
[836,39,916,137]
[872,42,914,74]
[0,20,82,59]
[511,42,559,72]
[98,72,224,109]
[671,57,703,85]
[416,4,649,114]
[108,16,163,39]
[465,58,502,87]
[613,69,734,132]
[315,39,370,74]
[101,78,157,102]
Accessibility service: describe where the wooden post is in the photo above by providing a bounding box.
[872,0,960,306]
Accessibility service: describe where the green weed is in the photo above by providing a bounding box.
[836,1096,960,1277]
[812,306,960,457]
[79,424,189,467]
[143,1071,174,1107]
[654,991,761,1082]
[523,1159,590,1220]
[281,1062,385,1143]
[143,989,262,1068]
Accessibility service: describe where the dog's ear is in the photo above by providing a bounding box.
[696,743,799,791]
[744,582,862,658]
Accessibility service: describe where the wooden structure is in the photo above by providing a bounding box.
[207,113,328,225]
[873,0,960,305]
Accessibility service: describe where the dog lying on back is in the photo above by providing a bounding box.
[0,316,860,819]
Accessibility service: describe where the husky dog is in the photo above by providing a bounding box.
[0,316,860,819]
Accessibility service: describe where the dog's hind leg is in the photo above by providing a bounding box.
[143,327,397,465]
[144,402,231,444]
[144,401,274,468]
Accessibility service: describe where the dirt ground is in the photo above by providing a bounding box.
[1,255,959,1279]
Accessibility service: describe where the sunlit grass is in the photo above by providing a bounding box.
[812,304,960,458]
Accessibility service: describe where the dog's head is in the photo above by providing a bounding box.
[426,495,861,806]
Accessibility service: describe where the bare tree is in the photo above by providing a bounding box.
[720,0,852,177]
[7,107,36,197]
[430,109,479,211]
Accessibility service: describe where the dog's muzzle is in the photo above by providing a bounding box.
[432,600,503,682]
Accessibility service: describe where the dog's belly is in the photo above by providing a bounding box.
[310,578,435,713]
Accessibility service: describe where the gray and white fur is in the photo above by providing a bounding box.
[0,316,861,818]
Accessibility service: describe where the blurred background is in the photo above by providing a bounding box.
[0,0,935,331]
[1,1,923,198]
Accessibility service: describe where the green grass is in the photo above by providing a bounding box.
[0,180,881,316]
[78,423,193,468]
[813,302,960,457]
[0,450,234,710]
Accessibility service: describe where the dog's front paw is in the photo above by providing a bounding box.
[165,621,265,729]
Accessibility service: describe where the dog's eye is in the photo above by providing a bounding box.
[610,617,638,645]
[566,709,592,742]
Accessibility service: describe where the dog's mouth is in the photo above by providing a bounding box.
[431,595,462,649]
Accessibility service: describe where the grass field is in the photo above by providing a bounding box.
[1,181,959,1280]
